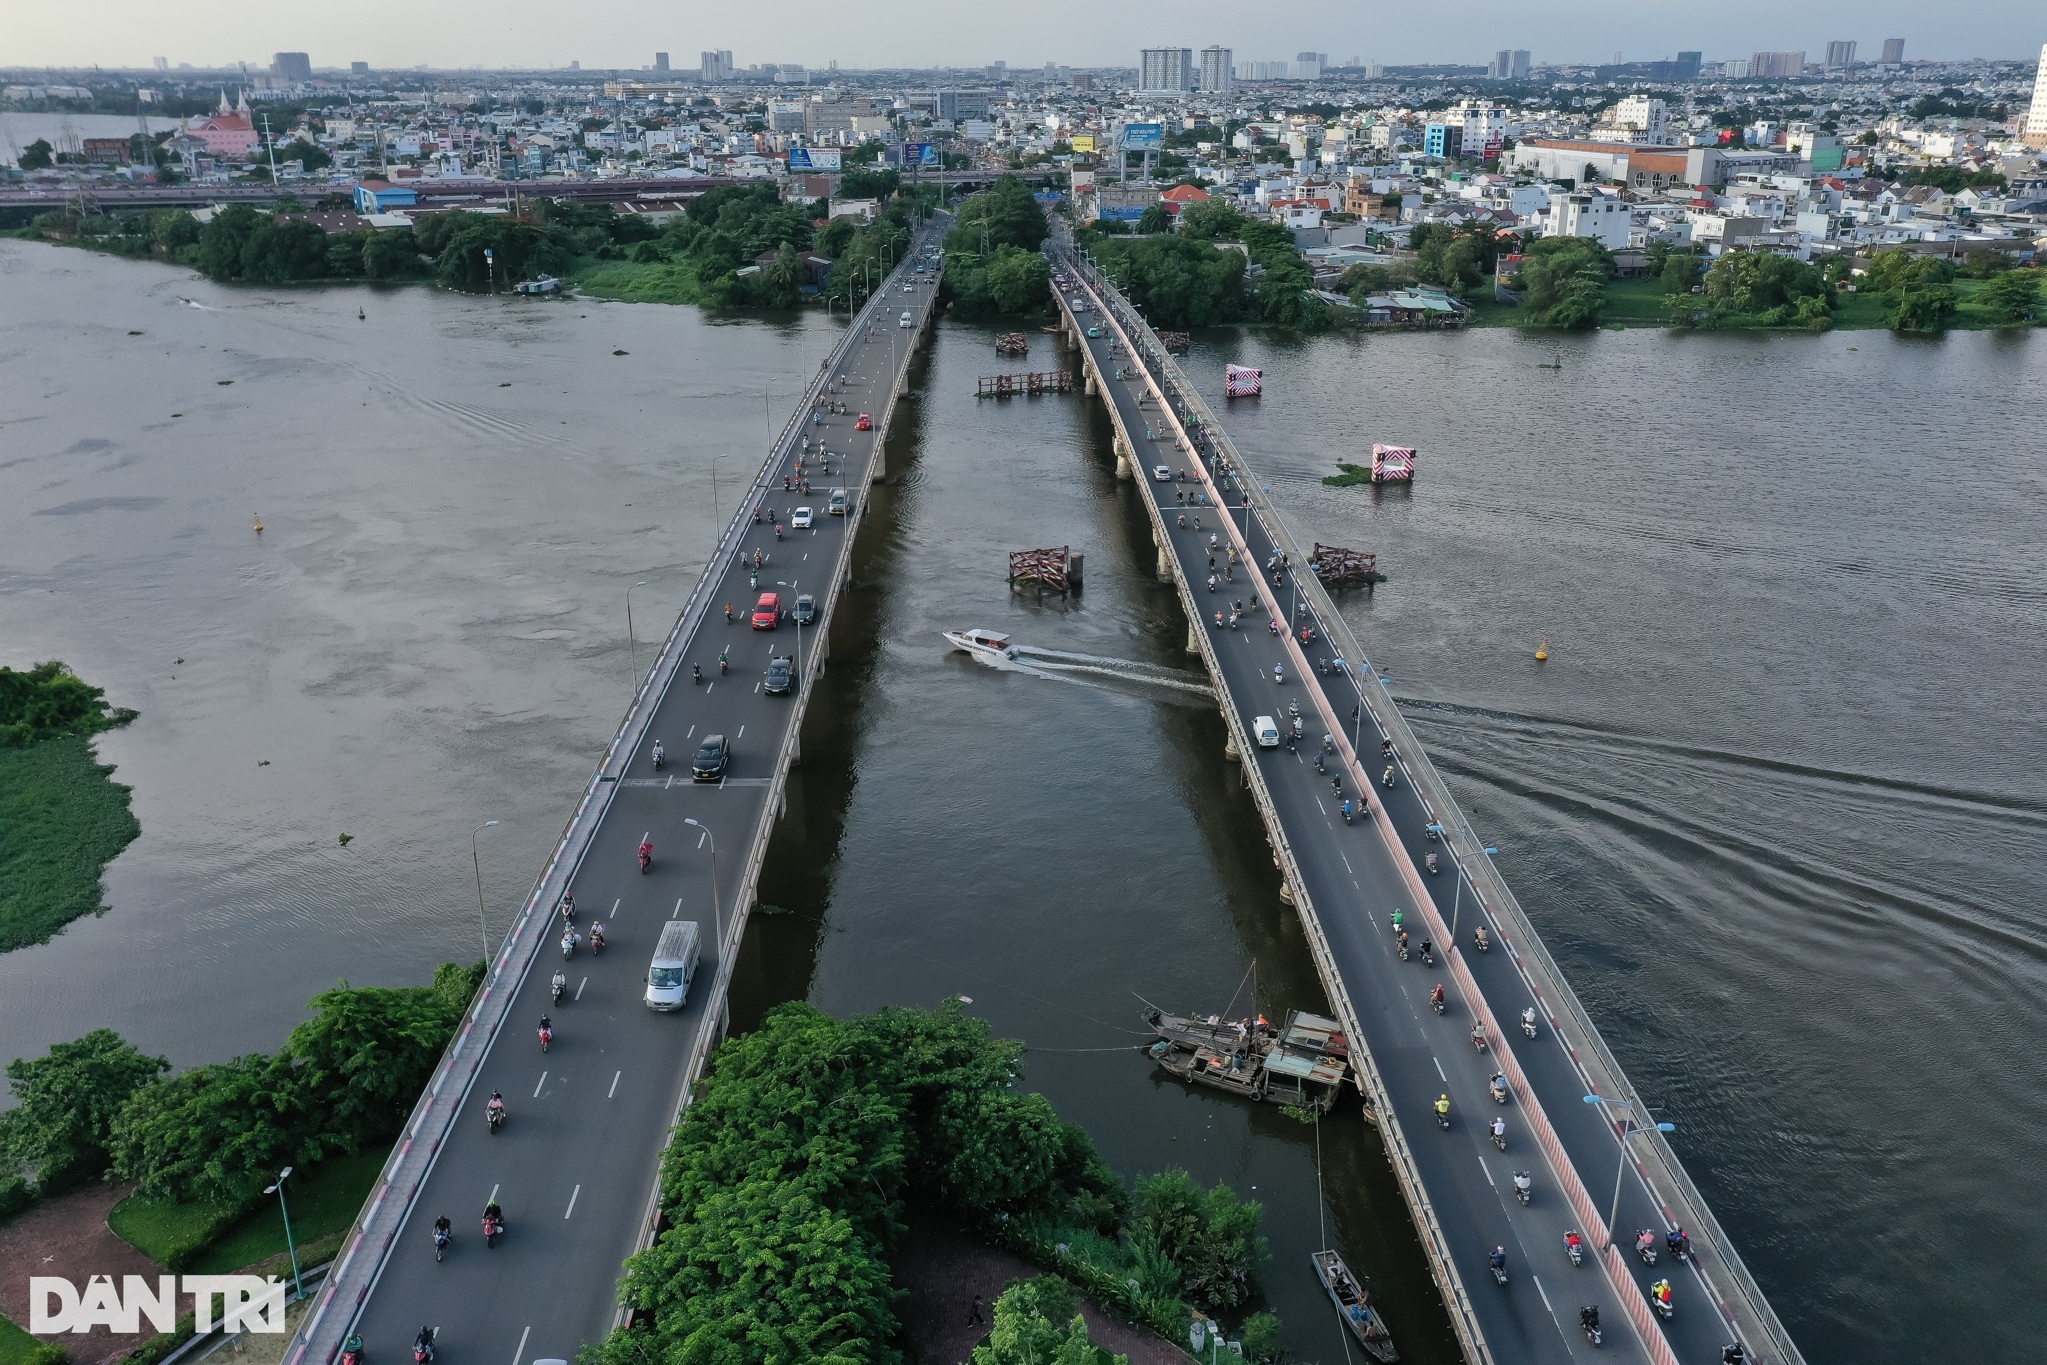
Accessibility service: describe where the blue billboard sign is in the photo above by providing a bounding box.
[901,141,940,167]
[1122,123,1165,149]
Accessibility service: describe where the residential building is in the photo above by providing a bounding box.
[700,50,734,81]
[1594,95,1668,145]
[654,53,669,73]
[803,101,876,137]
[1452,102,1507,159]
[1543,188,1631,248]
[1294,51,1327,80]
[1880,38,1905,64]
[272,52,311,84]
[1749,51,1806,79]
[935,89,989,121]
[1824,41,1856,69]
[1199,46,1234,93]
[1721,60,1750,79]
[1424,123,1462,159]
[1490,49,1531,80]
[351,61,369,76]
[1675,51,1703,78]
[2026,44,2047,149]
[1141,48,1194,93]
[767,101,806,133]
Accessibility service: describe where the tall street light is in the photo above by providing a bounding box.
[1428,829,1499,947]
[265,1167,305,1302]
[1583,1094,1676,1241]
[776,579,803,691]
[625,579,650,699]
[471,820,499,968]
[682,817,721,955]
[709,454,730,529]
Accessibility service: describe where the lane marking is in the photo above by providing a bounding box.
[610,898,620,917]
[609,1070,621,1099]
[672,898,683,919]
[754,682,761,694]
[1340,853,1353,874]
[533,1072,547,1097]
[1531,1274,1559,1325]
[696,829,708,848]
[564,1184,580,1219]
[736,725,745,739]
[510,1326,529,1365]
[575,977,587,1001]
[489,1183,499,1205]
[704,681,713,693]
[1481,1161,1496,1187]
[685,724,694,739]
[1433,1056,1448,1083]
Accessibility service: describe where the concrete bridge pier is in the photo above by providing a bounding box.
[1154,532,1174,584]
[1186,622,1202,655]
[1113,434,1133,481]
[1084,367,1096,396]
[871,433,887,483]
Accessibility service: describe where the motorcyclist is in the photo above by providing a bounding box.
[1429,983,1445,1007]
[1434,1093,1451,1119]
[1564,1229,1583,1256]
[651,739,664,768]
[1390,907,1404,931]
[1489,1247,1507,1273]
[639,838,653,867]
[1580,1306,1600,1334]
[1489,1116,1506,1142]
[1273,662,1284,684]
[718,649,729,674]
[1489,1071,1506,1095]
[342,1333,364,1362]
[486,1092,506,1123]
[1522,1006,1539,1032]
[724,603,733,622]
[1419,939,1433,961]
[537,1013,552,1041]
[483,1199,504,1227]
[692,663,703,684]
[414,1328,434,1362]
[1636,1229,1657,1258]
[1650,1279,1673,1308]
[1474,925,1489,950]
[1396,930,1409,956]
[1382,764,1396,787]
[590,921,606,951]
[1668,1227,1691,1259]
[433,1214,453,1242]
[559,890,575,921]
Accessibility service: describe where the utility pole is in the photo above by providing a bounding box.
[261,112,281,185]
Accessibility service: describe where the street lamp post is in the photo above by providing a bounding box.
[776,579,802,689]
[682,818,721,956]
[709,454,730,528]
[265,1167,305,1301]
[625,580,650,700]
[470,820,499,967]
[1583,1094,1677,1240]
[1429,829,1499,947]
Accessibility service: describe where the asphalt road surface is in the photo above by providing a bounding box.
[1062,262,1746,1365]
[344,244,944,1365]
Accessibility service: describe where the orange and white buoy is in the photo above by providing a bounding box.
[253,514,264,533]
[1534,635,1549,661]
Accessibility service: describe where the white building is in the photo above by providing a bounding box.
[1593,96,1668,145]
[700,50,733,81]
[1452,102,1507,157]
[1543,189,1631,248]
[2026,43,2047,149]
[1141,47,1194,93]
[1199,46,1234,92]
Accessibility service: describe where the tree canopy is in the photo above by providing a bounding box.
[0,661,138,747]
[1515,236,1614,328]
[0,1030,166,1191]
[946,176,1048,256]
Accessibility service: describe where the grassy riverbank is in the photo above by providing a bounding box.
[109,1148,387,1272]
[1467,274,2036,331]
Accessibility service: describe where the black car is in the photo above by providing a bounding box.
[764,656,794,695]
[691,734,729,782]
[792,594,816,627]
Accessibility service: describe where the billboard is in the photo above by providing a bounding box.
[787,147,842,171]
[902,141,940,167]
[1070,134,1097,153]
[1122,123,1164,149]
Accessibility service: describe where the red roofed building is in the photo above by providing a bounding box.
[186,90,259,159]
[1160,183,1211,215]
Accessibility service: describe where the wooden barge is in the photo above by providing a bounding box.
[1142,1008,1350,1112]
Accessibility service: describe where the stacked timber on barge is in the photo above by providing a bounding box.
[1142,1008,1350,1112]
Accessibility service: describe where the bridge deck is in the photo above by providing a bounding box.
[1048,237,1801,1365]
[286,219,947,1365]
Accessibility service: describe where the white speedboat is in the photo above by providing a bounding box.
[943,628,1017,663]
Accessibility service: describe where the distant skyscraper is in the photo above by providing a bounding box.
[1199,46,1234,92]
[272,51,311,83]
[1824,41,1856,69]
[2025,43,2047,148]
[1675,52,1701,78]
[1880,38,1905,64]
[1749,51,1806,78]
[700,50,734,81]
[654,52,669,72]
[1140,47,1194,92]
[1294,51,1326,79]
[1492,49,1512,78]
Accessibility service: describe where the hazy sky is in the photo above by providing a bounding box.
[9,0,2042,72]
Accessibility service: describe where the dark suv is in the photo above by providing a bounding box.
[792,594,816,627]
[764,656,794,695]
[691,734,729,782]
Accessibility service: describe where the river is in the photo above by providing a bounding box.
[1,239,2040,1363]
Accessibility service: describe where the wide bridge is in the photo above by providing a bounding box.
[284,215,946,1365]
[1043,230,1803,1365]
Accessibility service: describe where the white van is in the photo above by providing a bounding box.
[899,310,913,327]
[828,487,849,516]
[1253,716,1281,748]
[644,919,702,1011]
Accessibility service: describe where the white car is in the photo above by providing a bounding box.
[903,282,915,293]
[1152,465,1172,482]
[1253,716,1281,748]
[790,507,814,529]
[899,311,914,327]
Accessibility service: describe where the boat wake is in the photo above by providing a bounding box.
[970,650,1213,699]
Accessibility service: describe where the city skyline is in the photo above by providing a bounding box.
[5,0,2041,73]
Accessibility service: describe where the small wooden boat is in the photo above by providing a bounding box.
[1142,1009,1348,1113]
[1312,1249,1398,1362]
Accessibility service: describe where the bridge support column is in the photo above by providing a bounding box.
[1279,882,1297,907]
[1084,369,1096,396]
[1186,622,1201,655]
[1154,535,1173,584]
[1223,735,1240,760]
[1114,434,1133,481]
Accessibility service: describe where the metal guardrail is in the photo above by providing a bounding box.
[1059,237,1802,1365]
[284,216,945,1365]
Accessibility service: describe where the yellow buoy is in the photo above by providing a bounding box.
[253,514,264,533]
[1534,635,1549,661]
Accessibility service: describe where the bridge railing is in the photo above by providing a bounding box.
[1060,237,1802,1365]
[286,217,942,1365]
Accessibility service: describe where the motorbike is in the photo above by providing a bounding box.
[651,744,665,771]
[775,524,784,541]
[1522,1008,1540,1039]
[433,1225,450,1262]
[719,656,728,675]
[1563,1231,1585,1267]
[638,844,652,874]
[1580,1308,1603,1347]
[341,1338,365,1365]
[1490,1077,1508,1104]
[1340,800,1353,825]
[486,1104,505,1135]
[537,1023,552,1053]
[414,1334,435,1365]
[1471,1024,1489,1053]
[560,930,577,960]
[483,1213,503,1248]
[551,970,567,1004]
[1512,1171,1532,1205]
[1491,1125,1508,1152]
[1425,853,1438,875]
[1489,1254,1509,1287]
[691,665,702,686]
[1396,938,1410,962]
[1475,927,1490,952]
[1315,752,1326,773]
[1647,1282,1675,1320]
[1382,765,1397,788]
[1434,1108,1451,1131]
[1430,993,1446,1015]
[590,926,605,955]
[1420,943,1435,966]
[1667,1231,1692,1263]
[1635,1231,1658,1266]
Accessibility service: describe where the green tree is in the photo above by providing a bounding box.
[946,175,1048,255]
[1658,250,1702,298]
[285,981,464,1158]
[434,219,572,291]
[1517,236,1613,328]
[984,245,1051,313]
[1976,268,2043,322]
[195,204,264,280]
[1,1030,167,1191]
[1129,1169,1267,1312]
[360,227,423,280]
[236,217,333,284]
[19,139,54,170]
[1698,252,1828,322]
[837,167,899,200]
[1889,283,1958,332]
[1136,203,1173,235]
[1176,198,1246,241]
[1961,249,2010,279]
[107,1052,301,1203]
[1862,247,1955,296]
[970,1278,1125,1365]
[0,662,138,746]
[275,140,332,173]
[1239,1310,1285,1365]
[1082,233,1249,329]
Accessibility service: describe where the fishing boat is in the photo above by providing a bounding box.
[513,275,562,296]
[942,628,1018,663]
[1312,1250,1398,1362]
[1142,1008,1349,1113]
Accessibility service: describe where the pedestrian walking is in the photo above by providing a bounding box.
[967,1295,984,1326]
